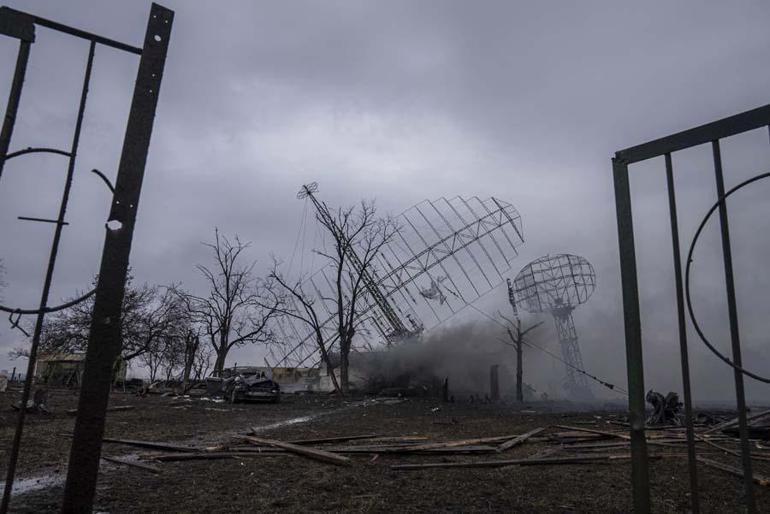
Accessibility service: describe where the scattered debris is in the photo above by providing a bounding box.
[67,405,134,416]
[101,455,161,474]
[11,389,50,414]
[390,454,637,471]
[498,427,545,452]
[646,390,683,426]
[696,456,770,487]
[243,434,351,466]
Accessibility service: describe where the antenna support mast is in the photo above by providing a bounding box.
[298,183,410,339]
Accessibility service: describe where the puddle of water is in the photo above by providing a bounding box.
[0,472,65,496]
[3,407,343,497]
[250,415,316,433]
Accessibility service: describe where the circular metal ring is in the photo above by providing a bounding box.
[4,147,71,161]
[0,289,95,316]
[0,147,111,319]
[685,171,770,384]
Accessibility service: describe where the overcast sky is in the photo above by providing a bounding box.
[1,1,769,401]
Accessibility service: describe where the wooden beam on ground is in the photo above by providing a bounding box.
[284,434,382,445]
[331,445,498,454]
[101,437,201,453]
[68,405,134,416]
[244,433,351,466]
[695,435,770,463]
[101,455,160,473]
[498,427,545,452]
[391,454,635,471]
[399,434,522,452]
[153,452,287,462]
[552,424,631,441]
[703,408,770,435]
[697,456,770,487]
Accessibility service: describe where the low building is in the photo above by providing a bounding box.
[35,353,126,386]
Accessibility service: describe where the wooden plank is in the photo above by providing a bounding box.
[398,434,521,452]
[244,433,351,466]
[703,408,770,435]
[153,452,287,462]
[284,434,382,445]
[101,455,160,473]
[552,424,631,441]
[331,445,498,454]
[697,456,770,487]
[68,405,135,416]
[498,427,545,452]
[101,437,201,453]
[391,454,635,471]
[695,435,770,463]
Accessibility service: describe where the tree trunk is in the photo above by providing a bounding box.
[213,349,228,375]
[340,338,351,393]
[315,333,342,395]
[516,326,523,403]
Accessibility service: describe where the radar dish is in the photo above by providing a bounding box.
[512,253,596,400]
[513,253,595,313]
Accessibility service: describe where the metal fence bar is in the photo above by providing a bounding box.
[0,6,142,55]
[711,140,756,512]
[611,157,650,514]
[664,152,700,513]
[617,104,770,164]
[0,39,96,514]
[0,39,32,182]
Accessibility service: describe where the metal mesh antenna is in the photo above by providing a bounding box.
[513,253,595,400]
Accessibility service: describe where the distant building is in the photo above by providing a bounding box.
[35,353,126,386]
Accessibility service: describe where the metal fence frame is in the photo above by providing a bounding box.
[0,4,172,512]
[613,103,770,513]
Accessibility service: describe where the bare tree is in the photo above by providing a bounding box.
[270,200,399,393]
[499,312,543,402]
[178,229,280,374]
[38,276,179,363]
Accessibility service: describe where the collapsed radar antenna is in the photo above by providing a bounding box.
[297,182,318,199]
[513,253,596,400]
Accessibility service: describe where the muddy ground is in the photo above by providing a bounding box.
[0,388,768,513]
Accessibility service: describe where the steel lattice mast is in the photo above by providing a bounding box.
[551,300,590,395]
[297,183,411,339]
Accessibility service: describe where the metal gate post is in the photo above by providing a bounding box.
[711,141,756,512]
[664,153,700,513]
[61,4,173,512]
[0,9,34,182]
[612,157,650,514]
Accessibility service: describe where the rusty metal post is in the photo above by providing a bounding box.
[61,4,173,512]
[612,156,650,514]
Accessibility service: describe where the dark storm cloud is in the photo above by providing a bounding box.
[1,1,769,401]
